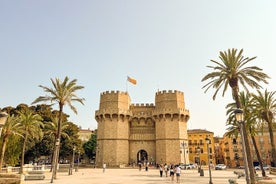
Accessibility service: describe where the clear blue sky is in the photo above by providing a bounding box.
[1,1,276,137]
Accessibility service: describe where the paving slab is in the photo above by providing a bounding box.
[22,168,276,184]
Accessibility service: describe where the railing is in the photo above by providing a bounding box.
[0,164,63,173]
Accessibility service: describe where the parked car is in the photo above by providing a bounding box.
[179,163,196,170]
[255,165,269,170]
[215,164,227,170]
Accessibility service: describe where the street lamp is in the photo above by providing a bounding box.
[181,141,187,169]
[205,136,213,184]
[0,112,8,137]
[197,145,201,173]
[234,108,250,184]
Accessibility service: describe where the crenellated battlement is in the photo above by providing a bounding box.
[99,90,130,111]
[101,90,128,96]
[156,90,183,96]
[131,103,155,107]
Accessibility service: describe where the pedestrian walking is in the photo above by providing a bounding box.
[170,165,175,182]
[175,165,181,183]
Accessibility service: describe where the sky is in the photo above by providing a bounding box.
[1,1,276,137]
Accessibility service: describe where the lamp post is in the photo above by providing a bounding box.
[234,108,250,184]
[181,141,187,169]
[197,145,201,173]
[0,112,8,137]
[205,136,213,184]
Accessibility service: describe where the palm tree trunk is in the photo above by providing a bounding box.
[51,104,63,181]
[251,134,266,177]
[233,88,256,184]
[0,136,8,171]
[20,135,28,174]
[267,120,276,166]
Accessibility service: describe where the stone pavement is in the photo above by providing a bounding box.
[23,167,276,184]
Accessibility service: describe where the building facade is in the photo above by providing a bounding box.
[221,127,276,168]
[95,90,190,167]
[187,129,215,167]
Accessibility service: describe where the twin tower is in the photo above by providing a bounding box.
[95,90,190,167]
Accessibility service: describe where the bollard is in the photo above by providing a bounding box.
[200,169,204,176]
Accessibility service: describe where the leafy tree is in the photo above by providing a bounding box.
[4,135,21,166]
[226,92,266,177]
[202,48,269,184]
[83,133,97,161]
[252,89,276,167]
[17,109,44,174]
[32,76,84,181]
[0,114,22,170]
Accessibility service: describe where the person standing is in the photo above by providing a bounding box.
[164,163,168,177]
[159,164,163,177]
[103,163,106,173]
[175,165,181,183]
[170,165,175,182]
[138,161,142,171]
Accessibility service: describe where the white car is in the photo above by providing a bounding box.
[255,165,269,170]
[215,164,227,170]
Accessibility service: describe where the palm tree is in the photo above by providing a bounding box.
[44,116,70,171]
[32,76,84,182]
[226,92,266,177]
[252,89,276,167]
[0,115,22,171]
[202,48,269,184]
[17,109,43,174]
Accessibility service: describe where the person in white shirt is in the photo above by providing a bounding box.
[175,165,181,183]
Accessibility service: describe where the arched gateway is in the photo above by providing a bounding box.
[137,150,148,163]
[95,90,190,167]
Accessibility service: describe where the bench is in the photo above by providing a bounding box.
[0,173,21,184]
[24,170,45,181]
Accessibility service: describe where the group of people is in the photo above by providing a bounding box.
[159,163,181,183]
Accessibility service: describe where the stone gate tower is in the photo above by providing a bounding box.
[95,90,190,167]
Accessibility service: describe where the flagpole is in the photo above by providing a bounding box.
[126,77,128,92]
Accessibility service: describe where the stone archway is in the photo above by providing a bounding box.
[137,150,148,163]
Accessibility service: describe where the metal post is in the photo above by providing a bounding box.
[183,142,187,169]
[240,122,250,184]
[206,137,213,184]
[234,108,250,184]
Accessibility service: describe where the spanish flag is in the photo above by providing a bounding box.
[127,76,137,85]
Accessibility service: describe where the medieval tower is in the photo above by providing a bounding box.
[95,90,190,167]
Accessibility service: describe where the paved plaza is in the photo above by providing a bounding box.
[22,167,276,184]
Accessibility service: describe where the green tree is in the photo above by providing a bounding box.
[202,48,269,184]
[226,92,266,177]
[0,114,22,170]
[17,109,44,174]
[83,133,97,161]
[252,89,276,167]
[32,76,84,182]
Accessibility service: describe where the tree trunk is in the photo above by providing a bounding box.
[251,134,266,177]
[267,120,276,166]
[20,135,28,174]
[0,135,8,171]
[51,104,63,181]
[232,88,256,184]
